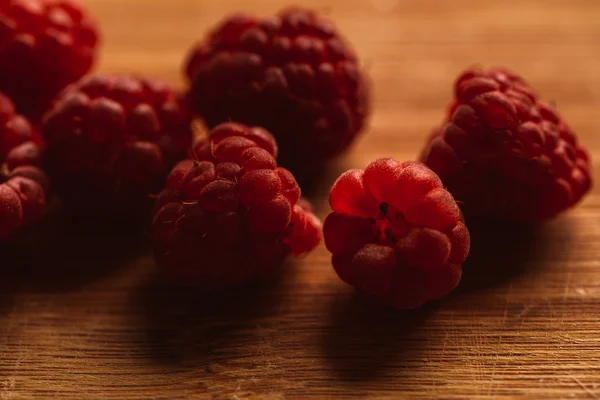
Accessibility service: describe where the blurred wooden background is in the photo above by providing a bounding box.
[1,0,600,398]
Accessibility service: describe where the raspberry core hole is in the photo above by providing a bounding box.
[372,202,408,246]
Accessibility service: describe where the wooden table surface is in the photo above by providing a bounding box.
[2,0,600,398]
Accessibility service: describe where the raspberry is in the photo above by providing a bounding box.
[420,67,592,222]
[0,0,99,119]
[0,92,49,237]
[184,7,370,182]
[42,75,192,220]
[152,122,321,290]
[323,158,469,309]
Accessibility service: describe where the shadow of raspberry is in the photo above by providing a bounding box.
[455,217,553,294]
[291,168,328,197]
[135,263,292,368]
[0,200,148,300]
[301,155,353,214]
[320,291,434,383]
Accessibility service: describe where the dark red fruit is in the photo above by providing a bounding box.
[324,158,469,309]
[0,0,99,119]
[152,122,321,290]
[184,7,370,182]
[42,75,192,220]
[0,92,49,237]
[420,67,592,222]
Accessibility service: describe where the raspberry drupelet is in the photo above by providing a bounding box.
[0,92,50,237]
[323,159,470,309]
[0,0,99,119]
[184,7,370,183]
[420,67,592,222]
[152,122,322,290]
[42,75,192,220]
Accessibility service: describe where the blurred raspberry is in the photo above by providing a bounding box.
[420,67,592,222]
[324,159,469,309]
[152,122,321,290]
[184,7,370,183]
[0,92,49,237]
[0,0,99,119]
[42,75,192,221]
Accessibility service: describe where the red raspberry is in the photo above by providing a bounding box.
[184,7,370,182]
[0,92,50,237]
[420,67,592,222]
[152,122,321,290]
[323,159,469,309]
[0,0,99,119]
[42,75,192,220]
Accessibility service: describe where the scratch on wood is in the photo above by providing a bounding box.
[570,375,600,399]
[563,271,572,300]
[516,303,535,320]
[1,377,16,399]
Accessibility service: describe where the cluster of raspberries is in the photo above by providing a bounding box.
[152,122,321,290]
[0,93,49,237]
[0,2,592,309]
[324,159,469,309]
[42,75,192,220]
[420,68,591,222]
[184,7,370,182]
[0,0,98,120]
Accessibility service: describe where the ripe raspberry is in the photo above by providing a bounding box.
[323,159,469,309]
[0,0,99,119]
[42,75,192,220]
[0,92,50,237]
[184,7,370,182]
[152,122,321,290]
[420,67,592,222]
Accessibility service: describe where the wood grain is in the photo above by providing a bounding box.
[2,0,600,398]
